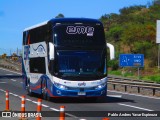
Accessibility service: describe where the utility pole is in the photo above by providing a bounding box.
[10,49,12,56]
[17,47,18,56]
[158,44,160,69]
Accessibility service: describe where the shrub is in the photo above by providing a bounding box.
[108,60,119,70]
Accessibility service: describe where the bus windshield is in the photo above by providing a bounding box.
[55,51,106,80]
[53,24,105,47]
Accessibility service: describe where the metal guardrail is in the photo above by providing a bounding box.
[108,76,160,97]
[108,76,159,83]
[108,80,160,88]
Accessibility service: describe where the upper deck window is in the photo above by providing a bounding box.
[23,24,51,45]
[53,24,105,47]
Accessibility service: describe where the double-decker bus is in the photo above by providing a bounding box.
[22,18,114,101]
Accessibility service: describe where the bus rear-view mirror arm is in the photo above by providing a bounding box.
[107,43,115,60]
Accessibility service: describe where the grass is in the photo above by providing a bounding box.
[142,75,160,83]
[109,70,135,76]
[108,70,122,76]
[108,69,160,83]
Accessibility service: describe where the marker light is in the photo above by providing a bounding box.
[95,83,106,90]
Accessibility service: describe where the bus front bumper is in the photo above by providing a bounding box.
[50,85,107,97]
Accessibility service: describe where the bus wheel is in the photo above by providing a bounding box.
[41,81,49,100]
[27,80,33,96]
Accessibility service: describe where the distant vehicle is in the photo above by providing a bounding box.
[22,18,114,101]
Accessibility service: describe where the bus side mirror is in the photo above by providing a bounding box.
[49,42,54,60]
[106,43,115,60]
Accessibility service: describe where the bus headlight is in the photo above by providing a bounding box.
[95,83,106,90]
[54,82,68,90]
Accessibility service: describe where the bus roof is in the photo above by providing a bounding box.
[23,20,48,31]
[23,18,103,31]
[49,18,102,25]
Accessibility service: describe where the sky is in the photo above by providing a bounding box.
[0,0,152,55]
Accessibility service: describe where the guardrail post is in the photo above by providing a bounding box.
[138,87,140,93]
[113,84,115,90]
[125,85,127,92]
[152,88,155,96]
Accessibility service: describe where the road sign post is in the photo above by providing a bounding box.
[138,67,140,80]
[156,20,160,69]
[158,44,160,70]
[119,54,144,79]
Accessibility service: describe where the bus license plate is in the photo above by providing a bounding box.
[78,92,86,95]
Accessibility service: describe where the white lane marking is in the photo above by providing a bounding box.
[26,98,32,102]
[0,89,83,120]
[20,82,23,84]
[11,79,16,82]
[107,95,122,98]
[0,68,22,75]
[31,101,37,104]
[6,74,13,75]
[0,82,7,84]
[42,104,49,108]
[9,92,18,97]
[118,103,154,111]
[50,107,78,118]
[50,108,59,112]
[0,89,5,92]
[26,99,49,108]
[108,90,160,100]
[65,113,78,118]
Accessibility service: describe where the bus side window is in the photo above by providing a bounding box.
[23,32,26,45]
[45,25,52,43]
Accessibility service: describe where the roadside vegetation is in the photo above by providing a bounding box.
[1,1,160,82]
[99,0,160,82]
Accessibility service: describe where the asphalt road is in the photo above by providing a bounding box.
[0,68,160,120]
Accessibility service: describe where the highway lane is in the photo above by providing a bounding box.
[0,68,160,120]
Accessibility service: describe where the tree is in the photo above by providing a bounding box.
[99,2,160,68]
[107,25,123,42]
[2,53,7,59]
[119,5,146,15]
[55,13,64,18]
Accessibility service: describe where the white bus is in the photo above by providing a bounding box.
[22,18,114,101]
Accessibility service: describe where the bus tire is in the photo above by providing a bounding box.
[26,80,33,96]
[41,80,50,100]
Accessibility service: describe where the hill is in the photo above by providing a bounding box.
[99,0,160,82]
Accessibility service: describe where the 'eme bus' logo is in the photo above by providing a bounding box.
[66,26,94,36]
[78,82,86,87]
